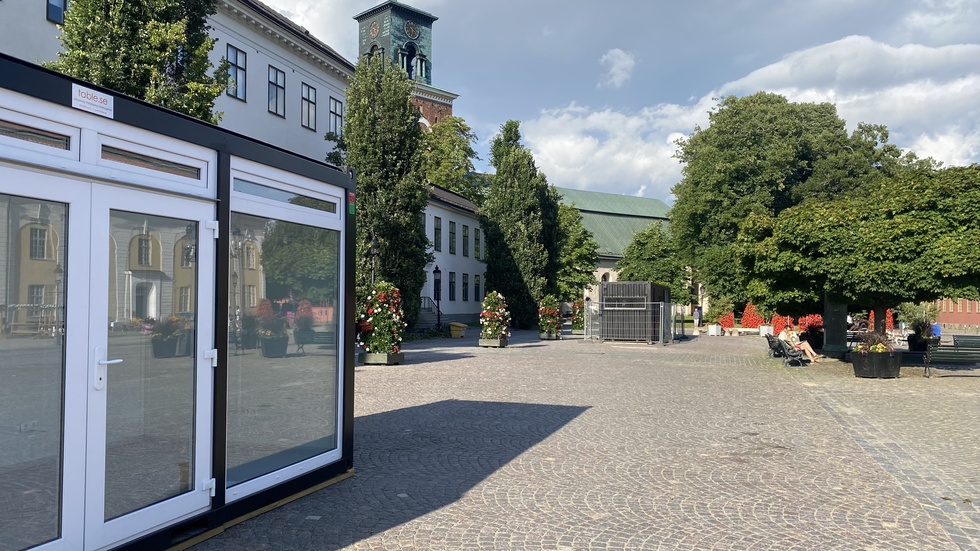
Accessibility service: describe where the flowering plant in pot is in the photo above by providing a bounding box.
[150,315,185,358]
[538,294,562,339]
[256,298,289,358]
[479,291,511,347]
[357,281,407,364]
[851,332,901,378]
[571,298,585,333]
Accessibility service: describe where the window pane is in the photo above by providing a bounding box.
[0,193,67,549]
[233,178,337,214]
[226,212,341,486]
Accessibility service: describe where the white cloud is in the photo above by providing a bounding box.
[598,49,636,89]
[522,36,980,204]
[900,0,980,43]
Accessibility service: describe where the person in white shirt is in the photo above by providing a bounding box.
[777,324,820,362]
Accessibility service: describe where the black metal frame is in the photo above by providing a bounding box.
[0,53,358,550]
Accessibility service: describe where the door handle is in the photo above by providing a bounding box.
[94,347,122,390]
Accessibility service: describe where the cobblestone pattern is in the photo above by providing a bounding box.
[192,331,979,550]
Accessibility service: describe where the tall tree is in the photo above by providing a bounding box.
[419,116,483,203]
[327,55,430,326]
[554,203,599,302]
[47,0,226,123]
[616,223,695,306]
[670,92,848,303]
[482,120,560,327]
[738,164,980,334]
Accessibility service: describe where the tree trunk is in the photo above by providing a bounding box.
[872,304,888,335]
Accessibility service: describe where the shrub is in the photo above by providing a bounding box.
[868,309,894,331]
[480,291,512,340]
[740,303,765,328]
[356,281,407,354]
[770,313,794,332]
[798,314,824,333]
[295,299,315,331]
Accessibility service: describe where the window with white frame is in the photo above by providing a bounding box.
[474,228,480,260]
[449,221,456,255]
[268,66,285,117]
[328,97,344,136]
[474,275,481,302]
[179,286,192,312]
[301,83,316,131]
[462,273,468,302]
[449,272,456,301]
[246,285,256,308]
[227,45,247,101]
[28,285,44,317]
[138,236,151,266]
[244,244,256,269]
[462,225,469,257]
[30,228,47,259]
[433,216,441,252]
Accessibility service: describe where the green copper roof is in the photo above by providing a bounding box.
[556,187,670,259]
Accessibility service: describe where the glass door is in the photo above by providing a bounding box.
[84,185,215,550]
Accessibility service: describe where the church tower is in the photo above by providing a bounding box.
[353,1,457,127]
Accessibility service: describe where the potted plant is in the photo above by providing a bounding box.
[850,332,902,378]
[897,301,939,352]
[357,281,407,365]
[571,298,585,335]
[479,291,511,348]
[239,314,259,349]
[704,298,732,336]
[538,294,561,340]
[150,315,184,358]
[293,299,317,344]
[256,299,289,358]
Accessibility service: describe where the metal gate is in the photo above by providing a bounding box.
[595,282,672,344]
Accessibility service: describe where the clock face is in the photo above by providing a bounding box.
[405,20,420,39]
[369,20,380,38]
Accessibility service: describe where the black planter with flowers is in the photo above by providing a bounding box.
[851,333,902,378]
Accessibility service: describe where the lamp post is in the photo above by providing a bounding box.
[432,265,442,330]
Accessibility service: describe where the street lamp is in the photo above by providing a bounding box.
[432,265,442,330]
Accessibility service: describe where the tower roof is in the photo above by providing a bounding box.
[353,1,438,24]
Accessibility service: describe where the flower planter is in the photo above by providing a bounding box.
[479,337,508,348]
[361,352,405,365]
[240,332,258,350]
[758,325,774,336]
[706,324,723,336]
[151,337,178,358]
[260,335,289,358]
[851,351,902,378]
[539,332,560,340]
[571,329,585,335]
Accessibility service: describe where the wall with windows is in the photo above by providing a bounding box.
[423,198,485,324]
[937,298,980,333]
[208,1,354,162]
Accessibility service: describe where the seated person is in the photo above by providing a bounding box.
[930,321,942,340]
[777,324,820,362]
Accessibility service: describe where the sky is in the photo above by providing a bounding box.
[263,0,980,205]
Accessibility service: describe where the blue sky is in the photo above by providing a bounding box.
[265,0,980,204]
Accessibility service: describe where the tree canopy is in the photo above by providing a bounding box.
[670,92,849,302]
[616,222,694,305]
[554,203,599,302]
[328,55,430,326]
[738,164,980,333]
[419,116,483,203]
[482,121,561,327]
[47,0,226,123]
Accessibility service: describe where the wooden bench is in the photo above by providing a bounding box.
[924,343,980,377]
[294,330,335,354]
[952,335,980,348]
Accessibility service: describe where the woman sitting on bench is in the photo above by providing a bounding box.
[778,324,821,363]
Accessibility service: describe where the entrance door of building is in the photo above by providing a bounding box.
[83,184,215,550]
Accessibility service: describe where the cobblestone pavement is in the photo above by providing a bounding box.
[192,330,980,550]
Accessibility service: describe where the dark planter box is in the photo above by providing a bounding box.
[852,351,903,378]
[801,331,824,350]
[151,337,178,358]
[261,335,289,358]
[241,332,258,350]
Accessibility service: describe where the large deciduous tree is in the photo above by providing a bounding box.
[419,116,483,203]
[739,164,980,334]
[554,204,599,303]
[670,92,848,302]
[326,55,430,326]
[47,0,226,123]
[482,121,561,327]
[616,223,695,306]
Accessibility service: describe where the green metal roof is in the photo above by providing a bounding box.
[556,187,670,259]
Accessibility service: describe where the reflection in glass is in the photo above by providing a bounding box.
[226,212,341,486]
[0,193,66,549]
[233,178,337,213]
[104,211,197,520]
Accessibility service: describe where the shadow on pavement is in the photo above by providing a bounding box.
[197,399,589,550]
